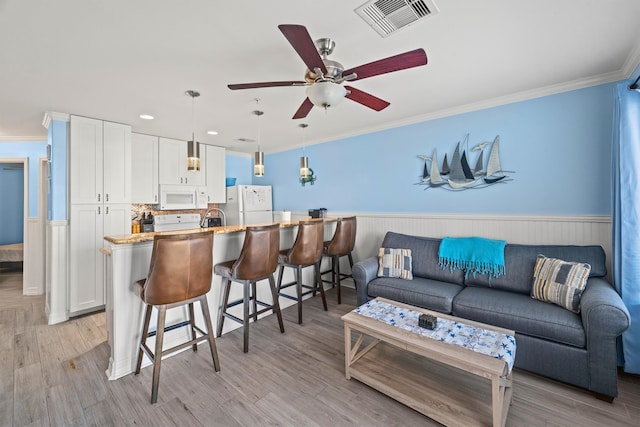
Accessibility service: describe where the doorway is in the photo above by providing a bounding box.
[0,157,28,293]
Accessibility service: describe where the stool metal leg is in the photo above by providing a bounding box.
[135,304,153,375]
[335,255,342,304]
[243,282,251,353]
[295,265,303,324]
[315,262,328,311]
[151,305,167,404]
[199,295,221,372]
[268,274,285,333]
[251,281,258,322]
[217,278,231,337]
[188,303,197,352]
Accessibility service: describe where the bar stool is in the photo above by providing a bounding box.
[134,231,220,404]
[215,223,284,353]
[321,216,357,304]
[276,220,327,324]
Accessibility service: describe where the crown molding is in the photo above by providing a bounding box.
[0,136,47,142]
[42,111,70,129]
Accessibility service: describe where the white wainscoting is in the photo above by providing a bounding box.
[23,217,44,295]
[294,212,613,281]
[46,220,69,325]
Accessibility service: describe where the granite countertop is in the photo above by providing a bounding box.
[104,218,335,245]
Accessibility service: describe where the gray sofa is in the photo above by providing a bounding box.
[353,232,630,400]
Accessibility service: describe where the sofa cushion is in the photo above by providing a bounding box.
[452,287,585,348]
[381,232,465,285]
[377,248,413,280]
[367,276,463,314]
[531,255,590,313]
[465,244,607,295]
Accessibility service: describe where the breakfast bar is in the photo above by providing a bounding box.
[102,218,337,380]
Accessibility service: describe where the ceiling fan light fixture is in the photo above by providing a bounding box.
[306,81,347,108]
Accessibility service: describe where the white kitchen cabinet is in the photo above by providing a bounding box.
[69,115,131,315]
[103,121,132,204]
[158,137,206,186]
[131,133,159,204]
[205,144,226,203]
[70,116,131,204]
[70,116,103,204]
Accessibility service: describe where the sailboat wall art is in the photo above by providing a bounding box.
[416,134,514,191]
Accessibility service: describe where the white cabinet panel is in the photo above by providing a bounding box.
[103,121,132,204]
[70,116,103,204]
[131,133,159,204]
[158,137,206,186]
[158,137,184,185]
[205,145,226,203]
[69,204,104,312]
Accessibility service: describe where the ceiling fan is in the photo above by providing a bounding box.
[227,24,428,119]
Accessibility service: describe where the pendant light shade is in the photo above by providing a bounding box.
[299,156,309,178]
[187,134,200,171]
[253,108,265,177]
[254,150,265,177]
[185,90,201,172]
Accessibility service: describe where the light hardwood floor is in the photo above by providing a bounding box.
[1,265,639,426]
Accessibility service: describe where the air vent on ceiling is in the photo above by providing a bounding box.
[234,138,256,143]
[355,0,439,37]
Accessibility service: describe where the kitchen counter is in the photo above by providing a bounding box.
[102,217,338,380]
[103,218,333,244]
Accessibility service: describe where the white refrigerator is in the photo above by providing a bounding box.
[224,185,273,226]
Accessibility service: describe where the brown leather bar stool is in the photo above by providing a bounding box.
[321,216,357,304]
[276,219,327,324]
[134,231,220,404]
[215,223,284,353]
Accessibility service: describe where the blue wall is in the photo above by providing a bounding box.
[49,120,68,221]
[0,141,47,218]
[247,83,615,216]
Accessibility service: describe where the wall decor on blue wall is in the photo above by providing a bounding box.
[416,134,514,191]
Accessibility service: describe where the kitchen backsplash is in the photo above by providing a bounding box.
[131,203,221,221]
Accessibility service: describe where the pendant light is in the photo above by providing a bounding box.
[253,107,265,177]
[299,123,310,179]
[185,90,201,172]
[299,123,317,186]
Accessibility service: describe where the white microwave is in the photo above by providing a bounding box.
[159,185,207,210]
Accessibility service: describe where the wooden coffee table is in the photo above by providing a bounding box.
[342,298,515,427]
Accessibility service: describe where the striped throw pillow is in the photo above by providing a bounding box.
[531,255,591,313]
[377,248,413,280]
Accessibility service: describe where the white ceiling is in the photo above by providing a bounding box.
[1,0,639,154]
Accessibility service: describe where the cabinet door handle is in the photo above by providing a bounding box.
[98,193,101,202]
[154,195,157,202]
[106,206,109,214]
[98,206,101,215]
[185,177,188,184]
[180,177,183,184]
[106,193,109,202]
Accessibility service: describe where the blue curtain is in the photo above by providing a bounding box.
[612,80,640,374]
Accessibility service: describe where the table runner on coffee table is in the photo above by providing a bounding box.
[354,299,516,372]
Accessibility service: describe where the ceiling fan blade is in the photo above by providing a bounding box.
[278,24,328,75]
[292,98,314,119]
[342,48,427,81]
[228,81,307,90]
[344,86,390,111]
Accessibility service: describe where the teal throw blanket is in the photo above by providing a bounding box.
[438,236,507,279]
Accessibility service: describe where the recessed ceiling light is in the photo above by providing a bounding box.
[207,130,219,135]
[139,114,154,120]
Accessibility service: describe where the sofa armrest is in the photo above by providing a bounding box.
[579,277,630,397]
[580,278,630,337]
[353,256,379,306]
